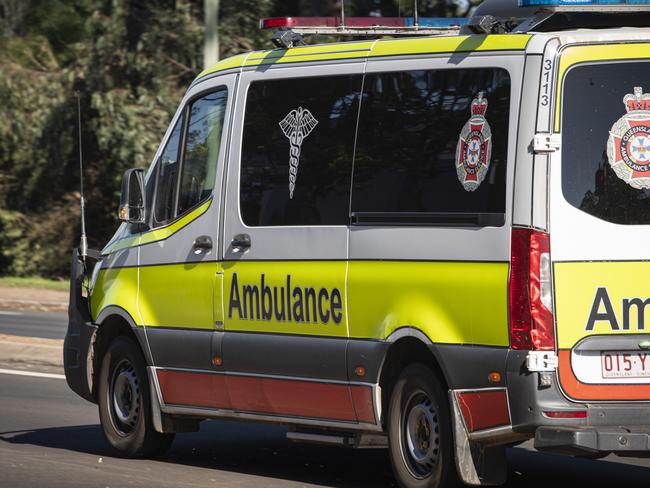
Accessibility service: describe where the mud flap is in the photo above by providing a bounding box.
[449,391,507,486]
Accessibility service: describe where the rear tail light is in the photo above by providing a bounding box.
[509,228,555,350]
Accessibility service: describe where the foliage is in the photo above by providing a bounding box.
[0,0,472,279]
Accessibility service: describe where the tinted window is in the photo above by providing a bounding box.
[154,116,183,226]
[351,68,510,225]
[178,89,228,215]
[240,75,362,226]
[562,62,650,225]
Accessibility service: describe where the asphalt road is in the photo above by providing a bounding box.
[0,311,67,339]
[2,313,650,487]
[2,372,650,488]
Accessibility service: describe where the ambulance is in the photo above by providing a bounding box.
[63,0,650,486]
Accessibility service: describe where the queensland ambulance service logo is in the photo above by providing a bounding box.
[607,87,650,190]
[279,107,318,199]
[455,92,492,192]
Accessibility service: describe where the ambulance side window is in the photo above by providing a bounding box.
[351,68,510,224]
[153,115,184,226]
[178,89,228,215]
[562,61,650,225]
[239,75,362,226]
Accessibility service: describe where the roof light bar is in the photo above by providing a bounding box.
[519,0,650,9]
[260,17,467,36]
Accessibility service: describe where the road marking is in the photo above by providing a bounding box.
[0,368,65,380]
[0,311,23,316]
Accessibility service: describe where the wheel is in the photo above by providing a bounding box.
[98,335,174,457]
[388,364,460,488]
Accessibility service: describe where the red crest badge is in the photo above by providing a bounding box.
[456,92,492,192]
[607,87,650,190]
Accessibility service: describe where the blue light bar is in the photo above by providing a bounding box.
[519,0,650,7]
[404,17,469,27]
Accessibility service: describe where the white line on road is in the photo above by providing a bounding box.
[0,311,24,316]
[0,368,65,380]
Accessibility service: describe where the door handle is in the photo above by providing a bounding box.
[231,233,251,252]
[192,235,213,253]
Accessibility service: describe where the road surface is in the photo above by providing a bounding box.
[0,310,67,339]
[2,311,650,487]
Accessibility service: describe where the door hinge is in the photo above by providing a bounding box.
[533,133,561,153]
[526,351,558,372]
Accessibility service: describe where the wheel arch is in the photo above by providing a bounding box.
[91,306,153,400]
[377,327,452,429]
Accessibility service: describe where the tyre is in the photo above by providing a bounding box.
[98,335,174,458]
[388,363,460,488]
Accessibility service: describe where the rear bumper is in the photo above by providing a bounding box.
[507,349,650,454]
[63,248,97,404]
[535,426,650,456]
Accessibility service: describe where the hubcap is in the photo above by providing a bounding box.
[401,390,440,479]
[110,359,140,435]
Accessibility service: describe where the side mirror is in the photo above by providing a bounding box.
[118,168,145,224]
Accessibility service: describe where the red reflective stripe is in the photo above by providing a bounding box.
[156,370,374,423]
[350,385,376,424]
[157,370,230,409]
[456,390,510,432]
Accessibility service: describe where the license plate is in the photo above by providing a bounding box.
[601,351,650,378]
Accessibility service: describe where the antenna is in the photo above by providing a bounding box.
[76,91,88,262]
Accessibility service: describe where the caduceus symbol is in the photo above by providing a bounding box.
[279,107,318,199]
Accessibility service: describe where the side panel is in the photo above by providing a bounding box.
[348,261,509,346]
[348,53,523,348]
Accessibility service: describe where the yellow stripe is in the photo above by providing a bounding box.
[102,199,212,255]
[554,261,650,349]
[554,43,650,131]
[221,260,348,337]
[90,267,140,324]
[369,34,530,58]
[197,52,248,78]
[195,34,531,82]
[139,262,217,330]
[93,259,509,347]
[348,261,509,345]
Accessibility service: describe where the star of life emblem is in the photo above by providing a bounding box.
[455,92,492,192]
[279,107,318,199]
[607,87,650,190]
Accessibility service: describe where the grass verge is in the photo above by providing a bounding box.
[0,276,68,291]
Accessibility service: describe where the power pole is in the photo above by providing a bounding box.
[204,0,219,69]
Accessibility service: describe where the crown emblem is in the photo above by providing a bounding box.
[470,92,488,117]
[624,87,650,112]
[455,92,492,192]
[607,87,650,190]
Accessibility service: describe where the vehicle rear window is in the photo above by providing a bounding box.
[240,75,362,227]
[562,61,650,225]
[351,68,511,226]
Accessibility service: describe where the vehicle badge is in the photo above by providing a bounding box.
[279,107,318,199]
[455,92,492,192]
[607,87,650,190]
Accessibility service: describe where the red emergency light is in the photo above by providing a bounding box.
[259,16,466,35]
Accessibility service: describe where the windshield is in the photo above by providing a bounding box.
[562,60,650,225]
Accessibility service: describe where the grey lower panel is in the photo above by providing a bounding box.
[432,344,509,390]
[146,327,220,370]
[224,331,349,382]
[347,340,389,383]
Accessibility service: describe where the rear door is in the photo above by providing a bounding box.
[550,42,650,401]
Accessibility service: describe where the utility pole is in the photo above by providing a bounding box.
[204,0,219,69]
